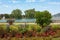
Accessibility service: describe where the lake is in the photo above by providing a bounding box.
[0,19,36,23]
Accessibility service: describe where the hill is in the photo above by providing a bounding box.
[53,13,60,17]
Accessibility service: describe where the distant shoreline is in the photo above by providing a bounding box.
[0,22,36,25]
[0,23,60,25]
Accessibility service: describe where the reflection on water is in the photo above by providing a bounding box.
[0,19,36,23]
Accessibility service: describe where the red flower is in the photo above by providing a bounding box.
[50,32,56,36]
[32,32,36,37]
[37,33,41,37]
[15,33,23,38]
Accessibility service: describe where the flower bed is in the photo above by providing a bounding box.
[0,24,60,39]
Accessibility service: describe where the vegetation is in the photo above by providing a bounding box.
[0,8,52,20]
[0,14,4,19]
[35,10,52,28]
[10,9,22,19]
[0,37,60,40]
[0,24,60,40]
[24,8,35,19]
[4,14,10,19]
[0,8,59,40]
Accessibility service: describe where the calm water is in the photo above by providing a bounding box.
[0,19,36,23]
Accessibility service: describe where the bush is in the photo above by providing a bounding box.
[52,25,60,30]
[10,25,19,32]
[0,24,59,38]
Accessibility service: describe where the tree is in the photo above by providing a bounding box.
[4,14,10,19]
[10,9,22,19]
[35,10,52,28]
[0,14,4,19]
[24,8,35,19]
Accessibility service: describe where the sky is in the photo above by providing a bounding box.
[0,0,60,15]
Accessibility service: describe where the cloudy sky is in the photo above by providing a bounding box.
[0,0,60,15]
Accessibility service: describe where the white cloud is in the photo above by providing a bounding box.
[39,0,46,2]
[48,2,60,5]
[26,0,35,2]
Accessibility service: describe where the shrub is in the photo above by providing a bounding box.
[52,25,60,30]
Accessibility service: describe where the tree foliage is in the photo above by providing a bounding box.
[25,8,35,19]
[10,9,22,19]
[4,14,10,18]
[35,10,52,27]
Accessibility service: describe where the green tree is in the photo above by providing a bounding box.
[35,10,52,28]
[0,14,4,19]
[25,8,35,19]
[10,9,22,19]
[4,14,10,19]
